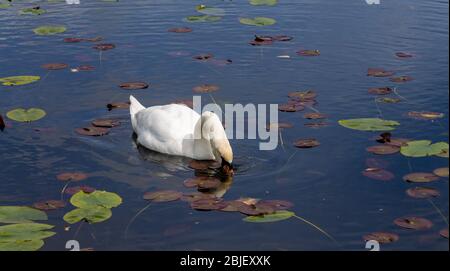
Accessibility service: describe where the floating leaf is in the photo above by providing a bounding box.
[239,202,275,216]
[297,50,320,56]
[239,17,276,26]
[168,27,192,33]
[363,232,399,244]
[0,223,55,242]
[63,206,112,224]
[249,36,273,46]
[70,191,122,209]
[403,172,439,183]
[367,68,395,77]
[258,200,294,210]
[390,76,413,83]
[288,90,317,101]
[181,193,217,203]
[193,84,219,93]
[243,210,295,223]
[400,140,449,157]
[366,145,400,155]
[250,0,278,6]
[293,138,320,148]
[362,168,395,181]
[406,187,440,199]
[195,5,225,16]
[190,198,227,211]
[278,104,304,112]
[304,122,329,128]
[0,239,44,251]
[57,172,87,182]
[407,111,444,120]
[65,185,96,195]
[92,119,120,128]
[396,52,413,58]
[394,217,433,230]
[92,43,115,51]
[0,206,48,224]
[41,63,68,70]
[0,75,40,86]
[75,65,95,71]
[338,118,400,131]
[219,201,249,212]
[75,126,110,136]
[303,113,327,120]
[0,3,11,8]
[143,190,182,202]
[119,82,149,90]
[32,200,65,211]
[6,108,46,122]
[185,15,222,23]
[20,7,46,15]
[368,87,392,95]
[376,97,401,104]
[33,25,66,35]
[433,167,449,177]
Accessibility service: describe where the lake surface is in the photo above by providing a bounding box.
[0,0,448,251]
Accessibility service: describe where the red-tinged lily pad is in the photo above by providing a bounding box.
[33,200,65,211]
[406,187,440,199]
[64,37,84,43]
[190,198,226,211]
[143,190,182,202]
[279,104,304,112]
[183,177,221,189]
[303,113,327,120]
[92,119,120,128]
[65,186,96,195]
[293,138,320,148]
[41,63,68,70]
[407,111,445,120]
[249,39,273,46]
[367,68,395,77]
[394,216,433,230]
[75,126,110,136]
[84,37,103,42]
[219,201,249,212]
[368,87,392,95]
[288,99,317,107]
[362,168,395,181]
[181,193,217,203]
[266,122,293,130]
[57,172,88,182]
[304,122,329,128]
[396,52,413,58]
[433,167,449,177]
[76,65,95,71]
[297,50,320,56]
[288,90,317,100]
[239,202,276,216]
[193,54,213,61]
[119,82,149,90]
[168,27,192,33]
[93,43,115,51]
[366,145,400,155]
[188,160,216,170]
[193,84,219,93]
[403,172,439,183]
[440,229,449,239]
[363,232,399,243]
[390,76,413,83]
[258,200,294,210]
[107,102,130,111]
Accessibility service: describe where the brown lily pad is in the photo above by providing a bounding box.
[367,68,395,77]
[366,145,400,155]
[168,27,192,33]
[41,63,68,70]
[107,102,130,111]
[362,168,395,181]
[119,82,149,90]
[390,76,413,83]
[406,187,440,199]
[143,190,182,202]
[396,52,413,58]
[75,126,110,136]
[57,172,88,182]
[304,122,329,128]
[407,111,445,120]
[258,200,294,210]
[303,113,327,120]
[403,172,439,183]
[92,119,120,128]
[193,84,219,93]
[183,177,221,189]
[279,104,304,112]
[440,229,449,239]
[363,232,399,243]
[193,54,213,61]
[64,37,84,43]
[293,138,320,148]
[394,216,433,230]
[250,36,273,46]
[288,90,317,101]
[368,87,392,95]
[219,201,249,212]
[190,198,226,211]
[433,167,449,178]
[64,185,96,195]
[238,202,276,216]
[93,43,115,51]
[181,192,217,203]
[84,37,103,42]
[76,65,95,71]
[297,50,320,56]
[33,200,66,211]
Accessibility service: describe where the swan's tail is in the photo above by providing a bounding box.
[130,95,145,131]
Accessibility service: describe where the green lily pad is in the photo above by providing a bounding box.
[0,3,11,8]
[33,25,66,35]
[70,190,122,209]
[0,223,55,242]
[0,239,44,251]
[0,206,48,224]
[239,17,276,26]
[6,108,46,122]
[250,0,278,6]
[185,15,222,23]
[400,140,449,158]
[243,210,295,223]
[63,206,112,224]
[20,7,47,15]
[338,118,400,131]
[195,5,225,16]
[0,75,40,86]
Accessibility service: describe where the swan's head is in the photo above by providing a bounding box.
[201,111,233,175]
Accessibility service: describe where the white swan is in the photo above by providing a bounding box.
[129,95,233,171]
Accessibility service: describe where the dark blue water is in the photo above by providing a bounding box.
[0,0,448,251]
